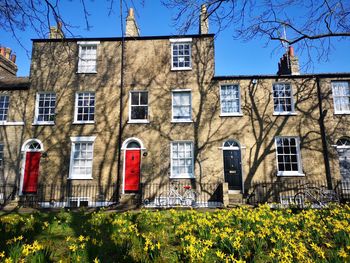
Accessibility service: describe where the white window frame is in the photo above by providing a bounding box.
[170,141,194,179]
[33,92,56,125]
[77,41,100,74]
[332,81,350,114]
[220,84,243,116]
[275,136,304,176]
[170,38,192,71]
[172,90,192,122]
[69,136,96,180]
[74,92,95,124]
[272,83,296,115]
[128,91,149,123]
[0,95,10,124]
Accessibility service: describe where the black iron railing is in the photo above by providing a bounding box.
[247,179,350,206]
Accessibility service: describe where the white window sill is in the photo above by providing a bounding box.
[72,121,95,125]
[76,71,97,74]
[68,177,93,180]
[171,67,192,71]
[273,112,297,116]
[277,172,305,177]
[32,122,55,126]
[171,120,193,123]
[170,175,195,179]
[128,120,150,124]
[0,121,25,126]
[220,113,243,117]
[334,112,350,115]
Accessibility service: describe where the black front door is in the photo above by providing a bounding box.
[223,150,242,190]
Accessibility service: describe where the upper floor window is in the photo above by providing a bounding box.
[69,136,96,179]
[0,95,9,122]
[34,92,56,124]
[275,137,303,176]
[273,83,295,114]
[74,92,95,124]
[170,38,192,70]
[171,141,194,178]
[129,91,148,123]
[172,90,192,122]
[332,81,350,114]
[220,84,241,116]
[77,41,99,73]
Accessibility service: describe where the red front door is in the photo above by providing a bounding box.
[23,152,41,193]
[124,150,141,191]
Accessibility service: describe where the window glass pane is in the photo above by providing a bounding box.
[273,83,294,113]
[173,92,191,120]
[71,141,94,178]
[332,82,350,113]
[171,142,193,177]
[78,45,97,73]
[0,95,9,121]
[172,42,191,69]
[275,137,301,174]
[130,92,148,120]
[76,92,95,122]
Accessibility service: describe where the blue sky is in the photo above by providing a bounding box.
[1,0,349,77]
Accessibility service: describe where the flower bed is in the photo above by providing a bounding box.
[0,204,349,262]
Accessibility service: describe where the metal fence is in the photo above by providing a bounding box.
[247,179,350,206]
[0,184,16,207]
[16,184,118,208]
[141,182,223,208]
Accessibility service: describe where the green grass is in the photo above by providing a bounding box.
[0,205,350,262]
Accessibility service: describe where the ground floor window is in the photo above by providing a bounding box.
[69,137,96,179]
[275,137,303,176]
[171,141,194,178]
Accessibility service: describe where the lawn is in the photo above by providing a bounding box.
[0,204,349,262]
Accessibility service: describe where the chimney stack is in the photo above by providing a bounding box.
[277,46,300,75]
[0,46,18,76]
[49,22,64,39]
[125,8,140,37]
[199,4,209,34]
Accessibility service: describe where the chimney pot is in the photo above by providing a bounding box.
[0,47,5,57]
[289,46,294,57]
[125,8,140,37]
[199,4,209,34]
[5,48,11,59]
[10,54,16,63]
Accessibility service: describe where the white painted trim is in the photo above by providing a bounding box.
[34,92,56,125]
[172,90,192,122]
[122,137,145,193]
[272,82,296,114]
[0,121,25,126]
[170,141,195,179]
[121,137,145,150]
[128,120,150,124]
[70,136,96,142]
[219,84,242,116]
[274,136,304,176]
[21,139,44,152]
[19,139,44,195]
[169,38,192,43]
[331,81,350,115]
[170,41,192,70]
[68,136,96,180]
[32,121,55,126]
[77,41,100,45]
[74,92,95,123]
[128,91,149,123]
[273,112,298,116]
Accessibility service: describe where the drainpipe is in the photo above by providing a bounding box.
[316,77,332,189]
[116,0,125,202]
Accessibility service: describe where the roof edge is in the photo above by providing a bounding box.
[213,73,350,80]
[32,34,215,42]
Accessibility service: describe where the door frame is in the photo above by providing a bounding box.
[19,139,44,195]
[221,140,244,193]
[121,137,146,194]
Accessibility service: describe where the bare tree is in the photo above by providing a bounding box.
[163,0,350,63]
